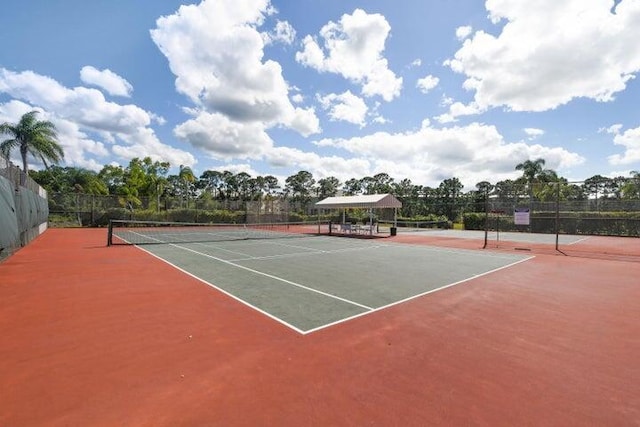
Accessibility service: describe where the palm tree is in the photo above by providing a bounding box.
[515,158,546,184]
[0,110,64,176]
[516,158,556,203]
[178,165,196,208]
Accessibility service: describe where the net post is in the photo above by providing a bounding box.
[107,220,113,246]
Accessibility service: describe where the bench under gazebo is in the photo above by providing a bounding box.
[315,193,402,236]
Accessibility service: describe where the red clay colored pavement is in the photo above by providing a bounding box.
[1,228,639,426]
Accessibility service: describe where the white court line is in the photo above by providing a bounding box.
[192,242,257,257]
[171,243,374,311]
[192,238,328,258]
[226,244,388,262]
[126,233,534,335]
[134,245,308,334]
[227,251,325,263]
[302,254,536,335]
[381,239,525,260]
[263,240,327,252]
[230,234,384,251]
[565,236,591,246]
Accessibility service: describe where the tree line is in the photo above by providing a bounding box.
[3,111,640,221]
[28,157,640,219]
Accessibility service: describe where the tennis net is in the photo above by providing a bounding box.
[377,220,449,232]
[107,219,329,246]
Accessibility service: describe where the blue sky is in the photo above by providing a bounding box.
[1,0,639,189]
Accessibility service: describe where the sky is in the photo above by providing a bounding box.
[1,0,639,190]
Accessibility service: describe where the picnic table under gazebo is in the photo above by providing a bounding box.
[315,193,402,236]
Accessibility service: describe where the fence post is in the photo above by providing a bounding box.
[555,180,560,252]
[483,188,488,249]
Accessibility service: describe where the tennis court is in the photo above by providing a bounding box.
[134,233,530,333]
[377,220,583,244]
[387,224,640,261]
[2,227,639,426]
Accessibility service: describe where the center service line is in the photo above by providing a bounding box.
[172,243,374,311]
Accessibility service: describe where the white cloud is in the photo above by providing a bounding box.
[524,127,545,140]
[174,112,273,160]
[263,20,296,45]
[608,125,640,165]
[367,101,389,125]
[150,0,320,158]
[208,163,263,177]
[455,25,473,40]
[265,146,372,179]
[45,114,110,169]
[295,8,402,101]
[600,123,623,134]
[289,106,321,137]
[435,101,483,123]
[411,59,422,67]
[440,95,454,107]
[167,113,584,188]
[446,0,640,112]
[0,68,195,169]
[371,116,389,125]
[80,66,133,97]
[0,69,69,108]
[313,121,584,187]
[416,74,439,94]
[1,68,147,133]
[1,100,111,171]
[317,91,368,126]
[112,127,195,167]
[0,99,34,124]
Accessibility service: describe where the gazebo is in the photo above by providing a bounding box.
[315,193,402,236]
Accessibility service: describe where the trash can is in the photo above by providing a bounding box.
[390,227,397,236]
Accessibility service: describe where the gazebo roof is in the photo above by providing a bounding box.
[315,193,402,209]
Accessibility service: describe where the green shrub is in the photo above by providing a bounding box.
[463,213,486,230]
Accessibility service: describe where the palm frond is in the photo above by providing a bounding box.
[1,110,64,172]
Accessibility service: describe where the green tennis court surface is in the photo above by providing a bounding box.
[138,236,532,333]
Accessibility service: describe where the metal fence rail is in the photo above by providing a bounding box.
[0,155,44,194]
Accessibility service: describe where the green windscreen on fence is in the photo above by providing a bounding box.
[0,155,49,261]
[0,176,20,259]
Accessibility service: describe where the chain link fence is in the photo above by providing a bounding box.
[473,180,640,237]
[0,155,45,194]
[47,193,321,226]
[48,178,640,238]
